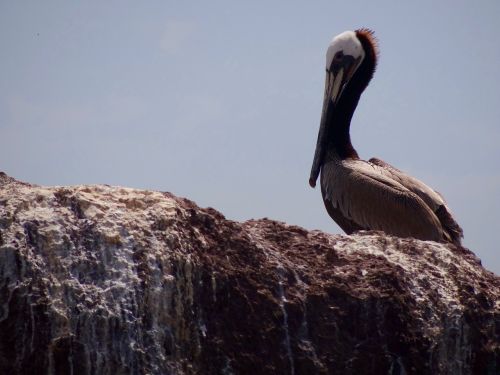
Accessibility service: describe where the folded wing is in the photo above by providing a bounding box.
[320,158,453,243]
[369,157,463,245]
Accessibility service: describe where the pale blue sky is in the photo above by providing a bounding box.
[1,1,499,274]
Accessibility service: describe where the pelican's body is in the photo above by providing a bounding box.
[309,29,463,245]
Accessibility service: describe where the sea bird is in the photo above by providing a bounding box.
[309,29,463,245]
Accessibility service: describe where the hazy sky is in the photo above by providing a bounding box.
[1,1,499,274]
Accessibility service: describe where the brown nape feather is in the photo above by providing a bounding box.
[355,28,379,69]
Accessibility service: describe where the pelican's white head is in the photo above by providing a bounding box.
[325,31,365,71]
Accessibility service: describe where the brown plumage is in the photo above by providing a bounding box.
[309,29,463,245]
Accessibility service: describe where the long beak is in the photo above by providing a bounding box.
[309,70,345,188]
[309,57,360,188]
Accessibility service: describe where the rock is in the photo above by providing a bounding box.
[0,171,498,374]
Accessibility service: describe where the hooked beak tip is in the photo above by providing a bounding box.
[309,178,316,188]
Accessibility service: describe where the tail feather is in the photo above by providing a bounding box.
[436,205,463,246]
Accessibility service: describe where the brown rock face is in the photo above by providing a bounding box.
[0,172,498,374]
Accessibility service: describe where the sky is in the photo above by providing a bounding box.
[1,1,499,274]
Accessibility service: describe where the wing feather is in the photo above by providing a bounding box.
[321,158,447,242]
[369,157,463,245]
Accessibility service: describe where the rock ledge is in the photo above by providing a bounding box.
[0,172,498,374]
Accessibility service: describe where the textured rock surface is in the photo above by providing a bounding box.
[0,172,498,374]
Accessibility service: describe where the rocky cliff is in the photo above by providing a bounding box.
[0,172,498,374]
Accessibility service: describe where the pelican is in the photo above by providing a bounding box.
[309,29,463,245]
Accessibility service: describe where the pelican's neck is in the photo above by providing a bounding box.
[327,29,377,161]
[328,94,361,160]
